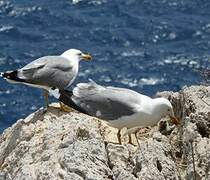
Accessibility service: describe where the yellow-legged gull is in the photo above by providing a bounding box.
[49,80,179,143]
[0,49,92,110]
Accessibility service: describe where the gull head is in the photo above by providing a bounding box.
[153,98,179,125]
[61,49,92,61]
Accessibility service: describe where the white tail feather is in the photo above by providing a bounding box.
[49,88,60,99]
[0,72,3,77]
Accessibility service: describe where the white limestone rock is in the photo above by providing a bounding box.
[0,85,209,180]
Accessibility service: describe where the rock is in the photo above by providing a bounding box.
[157,85,210,180]
[0,85,210,180]
[134,132,180,180]
[0,108,113,180]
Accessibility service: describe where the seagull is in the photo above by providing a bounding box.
[0,49,92,111]
[49,80,179,144]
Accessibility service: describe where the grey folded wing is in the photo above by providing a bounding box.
[71,81,141,120]
[18,56,74,89]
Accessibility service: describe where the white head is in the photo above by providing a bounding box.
[61,49,92,61]
[152,98,179,125]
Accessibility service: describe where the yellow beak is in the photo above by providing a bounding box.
[170,116,180,125]
[81,53,92,61]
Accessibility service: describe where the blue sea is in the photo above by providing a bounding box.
[0,0,209,132]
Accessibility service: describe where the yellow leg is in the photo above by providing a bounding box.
[43,90,49,109]
[59,102,72,112]
[117,129,122,145]
[134,131,140,147]
[128,134,132,144]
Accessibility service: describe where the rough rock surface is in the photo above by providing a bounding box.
[0,85,209,180]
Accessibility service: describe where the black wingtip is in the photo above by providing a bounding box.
[58,89,89,115]
[3,70,17,79]
[1,70,25,82]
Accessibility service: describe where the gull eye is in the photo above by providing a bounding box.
[168,109,170,112]
[78,53,82,56]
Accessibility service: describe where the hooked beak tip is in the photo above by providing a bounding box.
[82,53,92,61]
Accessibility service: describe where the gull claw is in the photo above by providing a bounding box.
[59,102,72,112]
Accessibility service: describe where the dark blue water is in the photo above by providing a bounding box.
[0,0,209,132]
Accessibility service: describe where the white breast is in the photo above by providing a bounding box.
[66,60,79,88]
[107,99,160,130]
